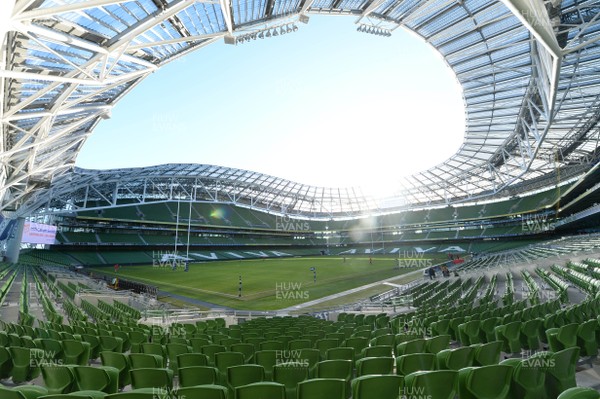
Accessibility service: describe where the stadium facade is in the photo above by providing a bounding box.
[2,0,600,262]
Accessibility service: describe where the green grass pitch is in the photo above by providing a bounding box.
[92,255,445,310]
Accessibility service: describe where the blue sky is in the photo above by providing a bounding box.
[76,15,465,197]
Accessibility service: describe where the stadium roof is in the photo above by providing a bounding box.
[2,0,600,216]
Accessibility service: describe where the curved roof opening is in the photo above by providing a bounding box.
[75,15,464,197]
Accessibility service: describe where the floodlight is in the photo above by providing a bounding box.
[293,24,298,32]
[273,28,279,36]
[258,32,264,39]
[265,30,271,37]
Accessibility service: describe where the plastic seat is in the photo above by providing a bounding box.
[128,353,163,369]
[127,331,148,354]
[254,350,278,381]
[9,347,43,383]
[370,334,395,347]
[541,347,580,399]
[177,365,218,387]
[395,353,436,376]
[227,364,265,397]
[424,335,450,354]
[557,387,600,399]
[40,364,76,394]
[355,356,394,376]
[299,348,320,376]
[315,338,339,360]
[73,365,119,394]
[430,319,450,336]
[165,343,191,373]
[288,339,312,351]
[361,345,393,359]
[314,359,352,397]
[98,336,124,354]
[129,367,174,390]
[500,357,546,399]
[189,337,211,352]
[494,321,522,354]
[235,381,285,399]
[260,340,285,351]
[403,370,458,399]
[325,347,354,364]
[100,351,130,390]
[520,318,543,350]
[176,352,209,368]
[576,319,599,357]
[395,338,426,356]
[62,340,91,366]
[479,317,500,343]
[351,374,403,399]
[35,338,65,363]
[458,364,513,399]
[173,385,228,399]
[38,395,95,399]
[80,335,101,361]
[448,317,465,342]
[200,344,227,367]
[436,346,475,370]
[273,362,309,399]
[297,378,345,399]
[458,320,482,346]
[341,337,368,358]
[230,343,255,362]
[215,351,245,385]
[0,346,13,379]
[140,343,166,364]
[471,340,502,367]
[546,323,579,352]
[0,385,49,399]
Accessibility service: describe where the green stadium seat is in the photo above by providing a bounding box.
[557,387,600,399]
[424,334,450,354]
[297,378,346,399]
[403,370,458,399]
[351,374,403,399]
[355,356,394,377]
[177,365,219,387]
[215,351,245,385]
[272,362,310,399]
[73,366,119,394]
[40,364,76,394]
[175,385,228,399]
[100,352,130,390]
[395,338,426,356]
[458,365,513,399]
[395,353,436,377]
[235,382,285,399]
[227,364,265,397]
[62,340,91,366]
[436,347,475,370]
[500,357,546,399]
[471,340,503,367]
